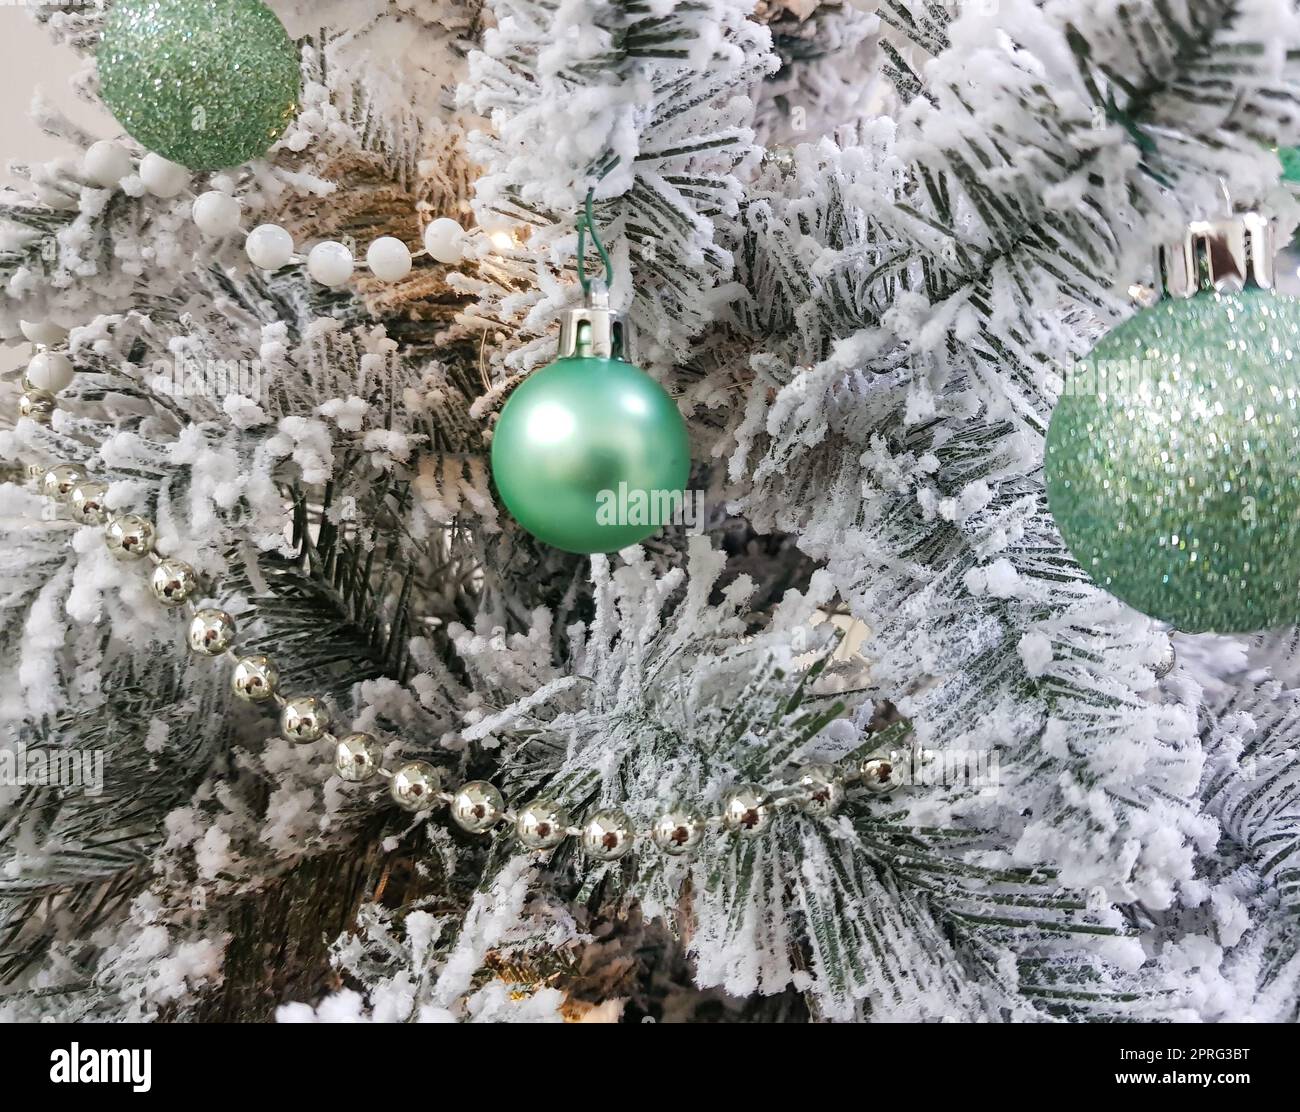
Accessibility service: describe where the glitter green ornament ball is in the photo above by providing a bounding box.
[1045,288,1300,634]
[490,354,691,555]
[98,0,301,171]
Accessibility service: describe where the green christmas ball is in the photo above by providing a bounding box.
[98,0,301,171]
[1280,145,1300,185]
[1045,288,1300,633]
[490,354,691,554]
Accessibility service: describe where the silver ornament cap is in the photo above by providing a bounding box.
[558,287,628,361]
[1145,209,1276,302]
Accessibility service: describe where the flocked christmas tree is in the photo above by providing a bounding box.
[2,0,1300,1022]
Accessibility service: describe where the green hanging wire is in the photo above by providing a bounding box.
[576,187,614,298]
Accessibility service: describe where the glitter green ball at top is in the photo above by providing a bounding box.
[97,0,301,172]
[1045,286,1300,634]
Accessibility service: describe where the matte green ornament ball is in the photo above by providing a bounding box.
[490,354,691,554]
[98,0,301,171]
[1045,288,1300,634]
[1279,145,1300,184]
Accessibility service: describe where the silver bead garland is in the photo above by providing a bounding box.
[15,376,904,860]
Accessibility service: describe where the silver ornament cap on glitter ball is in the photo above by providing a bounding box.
[1046,209,1300,634]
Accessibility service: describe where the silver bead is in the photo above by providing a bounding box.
[334,733,384,782]
[449,780,506,834]
[390,761,442,812]
[150,559,198,607]
[231,655,280,702]
[579,809,635,861]
[280,695,332,743]
[794,763,844,817]
[1154,640,1177,680]
[25,462,46,482]
[104,514,155,560]
[721,784,773,838]
[18,389,56,424]
[68,481,110,525]
[859,756,903,795]
[42,464,86,502]
[650,807,705,856]
[515,799,570,851]
[188,608,236,656]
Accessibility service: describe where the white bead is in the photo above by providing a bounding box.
[20,320,69,346]
[139,153,190,198]
[83,140,132,188]
[423,217,466,265]
[307,241,355,287]
[24,352,74,394]
[245,223,295,270]
[192,191,243,237]
[366,236,412,282]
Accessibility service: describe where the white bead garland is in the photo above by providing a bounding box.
[423,217,467,264]
[83,140,132,188]
[245,223,295,270]
[307,241,355,288]
[192,191,243,237]
[139,153,190,199]
[366,236,413,282]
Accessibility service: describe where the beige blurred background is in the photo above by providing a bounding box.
[1,10,111,372]
[0,10,109,183]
